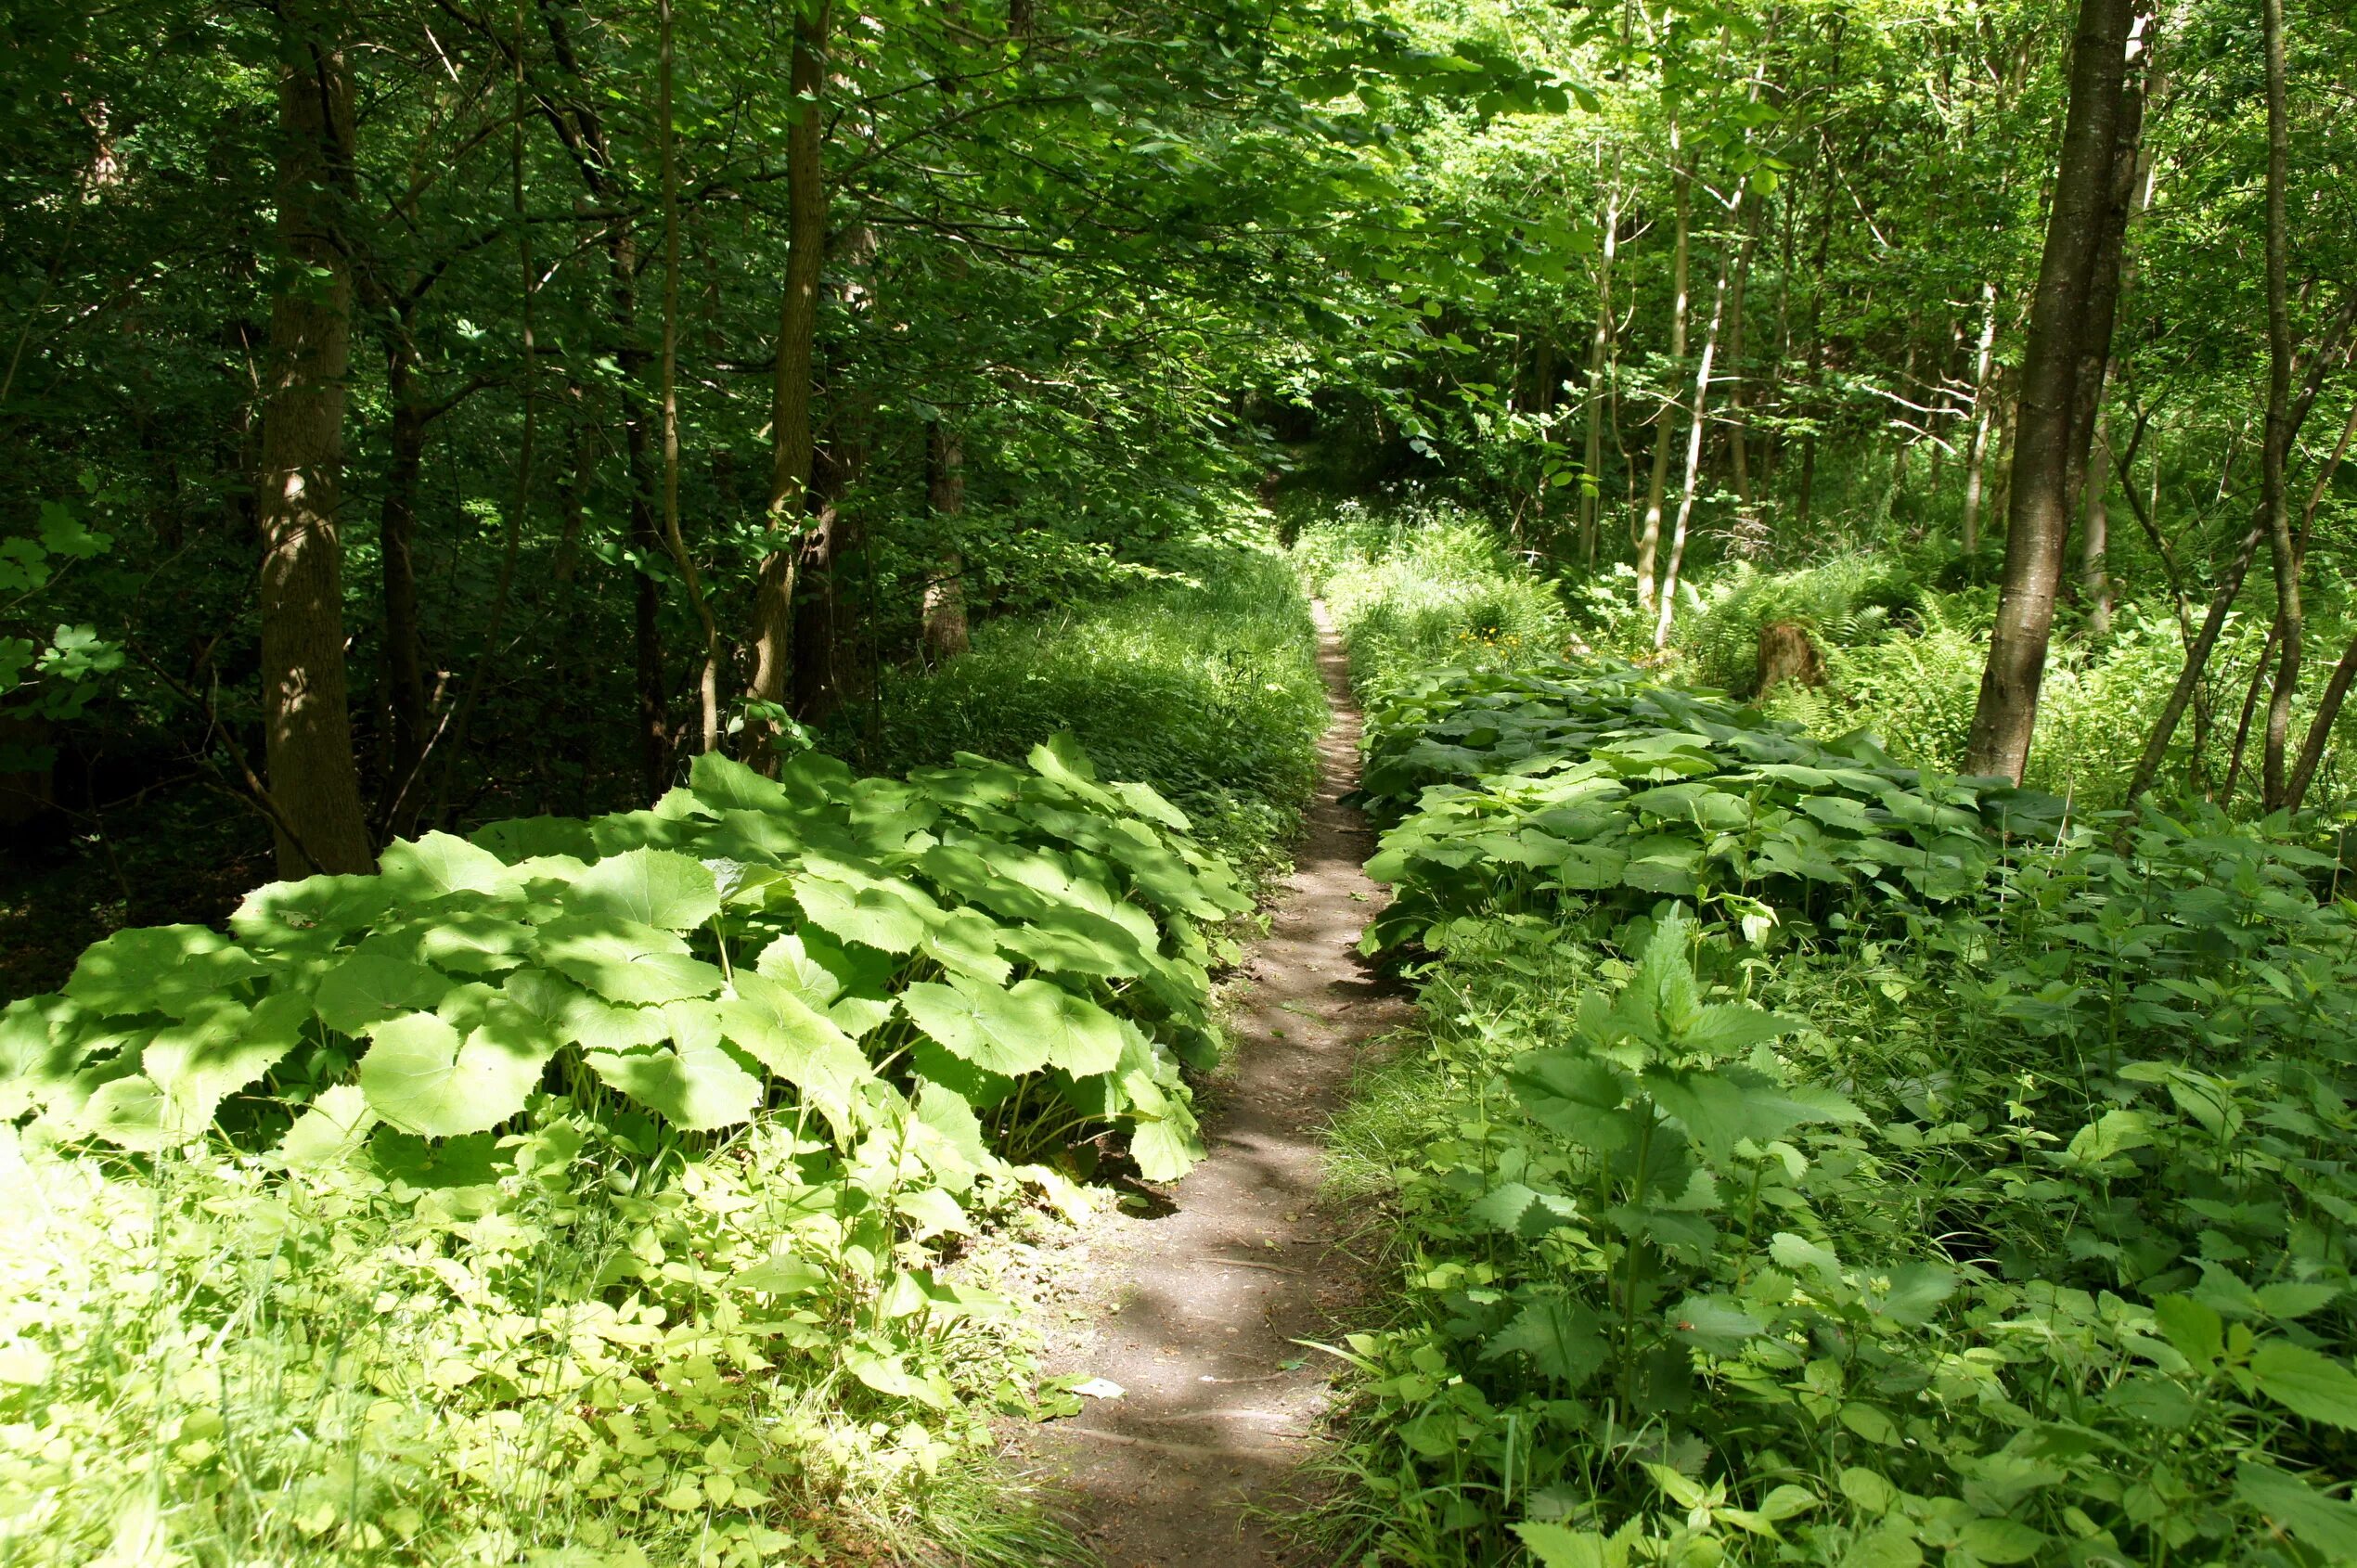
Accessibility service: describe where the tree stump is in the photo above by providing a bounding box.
[1756,621,1822,698]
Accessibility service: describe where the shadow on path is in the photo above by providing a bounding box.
[1013,602,1413,1567]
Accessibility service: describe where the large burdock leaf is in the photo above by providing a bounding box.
[792,865,933,954]
[535,915,724,1006]
[1008,980,1127,1077]
[0,996,86,1118]
[502,967,668,1051]
[919,906,1013,986]
[378,830,515,901]
[78,1073,173,1152]
[64,925,240,1018]
[900,977,1050,1077]
[572,847,721,931]
[717,973,874,1138]
[142,989,311,1133]
[357,1009,550,1137]
[315,953,450,1036]
[1127,1102,1203,1182]
[581,1001,762,1131]
[689,749,792,814]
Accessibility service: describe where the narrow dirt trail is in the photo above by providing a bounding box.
[1011,603,1411,1567]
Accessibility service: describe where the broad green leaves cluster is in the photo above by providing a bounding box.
[1356,658,2065,951]
[2,736,1246,1186]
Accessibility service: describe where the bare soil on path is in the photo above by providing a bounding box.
[1011,603,1412,1568]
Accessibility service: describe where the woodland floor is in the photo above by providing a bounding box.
[1007,606,1413,1566]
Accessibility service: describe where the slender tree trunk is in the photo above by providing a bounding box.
[656,0,720,754]
[921,420,970,662]
[2083,409,2114,636]
[1580,151,1621,567]
[1724,193,1763,509]
[747,0,833,765]
[1635,119,1688,612]
[2257,0,2298,811]
[380,382,429,802]
[1795,172,1835,528]
[1655,189,1743,649]
[1961,0,2136,782]
[256,7,372,876]
[1961,281,2000,558]
[2222,622,2275,802]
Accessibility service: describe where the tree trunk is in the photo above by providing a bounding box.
[1724,192,1763,509]
[255,7,372,876]
[656,0,721,754]
[747,0,833,765]
[1579,150,1621,568]
[2257,0,2298,811]
[1960,0,2136,783]
[2082,409,2114,636]
[1655,188,1742,649]
[1795,171,1835,528]
[380,385,429,803]
[1960,281,2000,558]
[1635,121,1688,613]
[921,420,970,662]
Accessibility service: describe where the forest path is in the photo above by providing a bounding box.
[1010,602,1412,1567]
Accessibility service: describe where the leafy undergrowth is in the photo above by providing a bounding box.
[1300,527,2357,1568]
[861,536,1327,885]
[0,732,1266,1564]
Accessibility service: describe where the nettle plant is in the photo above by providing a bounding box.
[0,737,1245,1186]
[1332,912,2357,1568]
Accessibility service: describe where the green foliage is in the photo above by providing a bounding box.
[0,1106,1088,1567]
[1675,551,1934,696]
[6,738,1243,1177]
[1354,658,2064,952]
[864,540,1327,880]
[1309,531,2357,1568]
[1296,501,1570,699]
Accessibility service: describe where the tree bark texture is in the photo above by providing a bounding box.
[1961,0,2136,782]
[747,0,834,765]
[2257,0,2299,810]
[256,9,373,876]
[1635,122,1687,613]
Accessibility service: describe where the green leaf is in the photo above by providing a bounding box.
[580,1003,762,1131]
[142,990,310,1133]
[1645,1064,1864,1164]
[1668,1293,1764,1355]
[901,978,1051,1078]
[535,916,724,1006]
[357,1009,550,1137]
[2152,1295,2224,1369]
[1955,1519,2044,1564]
[905,1081,992,1191]
[279,1084,377,1166]
[501,967,667,1050]
[1875,1263,1957,1327]
[716,974,874,1137]
[728,1254,831,1296]
[2236,1463,2357,1560]
[2250,1340,2357,1431]
[572,847,722,931]
[378,831,514,901]
[689,750,792,814]
[78,1073,172,1151]
[1128,1108,1204,1182]
[1011,980,1129,1077]
[792,872,930,954]
[1508,1048,1636,1152]
[1513,1523,1620,1568]
[1482,1296,1605,1385]
[64,925,229,1016]
[315,954,451,1036]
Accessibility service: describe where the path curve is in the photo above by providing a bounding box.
[1013,602,1411,1567]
